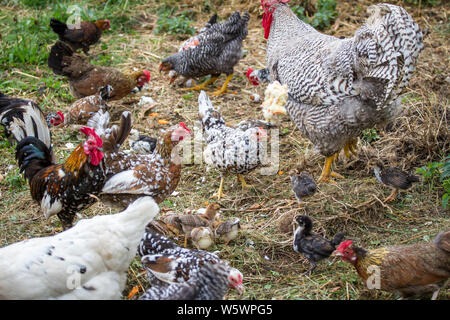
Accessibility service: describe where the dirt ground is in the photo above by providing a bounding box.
[0,0,449,300]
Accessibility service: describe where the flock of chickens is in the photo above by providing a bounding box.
[0,0,448,300]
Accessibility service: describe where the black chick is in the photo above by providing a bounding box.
[130,135,157,154]
[293,215,345,275]
[290,171,317,204]
[373,161,419,202]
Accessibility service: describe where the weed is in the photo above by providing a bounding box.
[292,0,338,30]
[155,8,195,37]
[362,128,380,144]
[416,155,450,209]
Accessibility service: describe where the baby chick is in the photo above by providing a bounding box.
[190,226,215,250]
[290,170,317,205]
[293,215,345,275]
[373,161,419,202]
[214,218,241,245]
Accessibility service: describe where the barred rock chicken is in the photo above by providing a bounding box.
[48,41,150,100]
[139,256,230,300]
[0,196,159,300]
[49,18,110,55]
[159,11,250,96]
[96,116,191,209]
[293,215,345,275]
[138,231,244,294]
[15,127,105,230]
[0,91,57,151]
[55,85,113,126]
[335,230,450,300]
[261,1,423,182]
[373,161,419,202]
[198,91,268,199]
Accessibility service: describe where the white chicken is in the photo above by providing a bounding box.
[0,196,159,300]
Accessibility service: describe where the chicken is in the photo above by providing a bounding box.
[290,170,317,204]
[373,161,420,202]
[190,226,215,250]
[56,85,113,126]
[138,231,244,294]
[49,18,110,55]
[261,1,423,183]
[48,41,150,100]
[0,196,160,300]
[293,215,345,275]
[15,126,105,230]
[214,218,241,245]
[198,90,268,199]
[0,91,56,151]
[159,11,250,96]
[99,121,191,209]
[334,230,450,300]
[246,67,270,86]
[139,257,230,300]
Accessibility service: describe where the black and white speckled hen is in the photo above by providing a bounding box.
[198,91,268,199]
[261,1,423,183]
[138,230,244,294]
[159,11,250,96]
[139,257,230,300]
[293,215,345,275]
[374,161,419,202]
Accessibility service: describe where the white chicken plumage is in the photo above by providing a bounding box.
[0,196,159,300]
[198,90,268,199]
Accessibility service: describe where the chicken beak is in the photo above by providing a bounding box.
[235,284,245,295]
[332,250,342,257]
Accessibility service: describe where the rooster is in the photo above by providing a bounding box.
[335,230,450,300]
[198,91,268,199]
[159,11,249,96]
[89,110,191,209]
[48,41,150,100]
[261,1,423,182]
[0,196,160,300]
[15,126,105,230]
[49,18,110,55]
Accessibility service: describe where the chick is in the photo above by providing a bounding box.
[190,226,215,250]
[214,218,241,245]
[373,161,420,202]
[293,215,345,275]
[261,81,288,122]
[128,129,157,154]
[290,170,317,205]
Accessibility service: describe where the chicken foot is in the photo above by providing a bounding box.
[213,74,233,96]
[318,153,344,183]
[383,188,398,203]
[184,76,218,91]
[237,174,253,189]
[211,176,226,200]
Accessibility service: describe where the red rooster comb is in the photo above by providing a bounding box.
[143,70,151,82]
[57,111,65,122]
[336,240,353,252]
[246,68,259,86]
[179,122,191,133]
[80,126,103,147]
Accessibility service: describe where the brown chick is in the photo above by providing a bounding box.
[50,18,110,55]
[48,41,150,100]
[175,203,220,247]
[214,218,241,245]
[190,226,215,250]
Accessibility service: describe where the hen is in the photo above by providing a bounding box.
[261,1,423,182]
[159,11,249,96]
[48,41,150,100]
[15,126,105,230]
[138,231,244,294]
[49,18,110,55]
[335,230,450,300]
[293,215,345,275]
[0,196,160,300]
[139,257,230,300]
[198,91,268,199]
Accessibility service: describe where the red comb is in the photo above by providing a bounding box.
[336,240,353,252]
[57,111,65,122]
[80,126,103,147]
[179,122,190,133]
[246,68,259,86]
[246,68,254,78]
[143,70,150,82]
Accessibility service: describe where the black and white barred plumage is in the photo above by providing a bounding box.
[198,91,268,175]
[161,11,249,79]
[139,259,230,300]
[265,3,423,157]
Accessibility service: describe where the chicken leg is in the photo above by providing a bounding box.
[237,174,253,189]
[383,188,398,203]
[318,153,344,183]
[213,74,233,96]
[184,76,218,91]
[343,139,358,158]
[212,176,226,200]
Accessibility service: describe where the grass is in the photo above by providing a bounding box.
[0,0,449,300]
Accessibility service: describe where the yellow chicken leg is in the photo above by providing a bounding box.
[211,176,226,200]
[183,76,218,91]
[318,153,344,183]
[343,139,358,158]
[383,188,398,203]
[237,174,253,189]
[213,74,233,96]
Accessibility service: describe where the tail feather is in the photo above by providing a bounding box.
[89,110,132,153]
[49,18,68,38]
[99,85,113,102]
[331,233,345,247]
[15,136,53,181]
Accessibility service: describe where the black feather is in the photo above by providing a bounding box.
[49,18,68,38]
[15,137,53,181]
